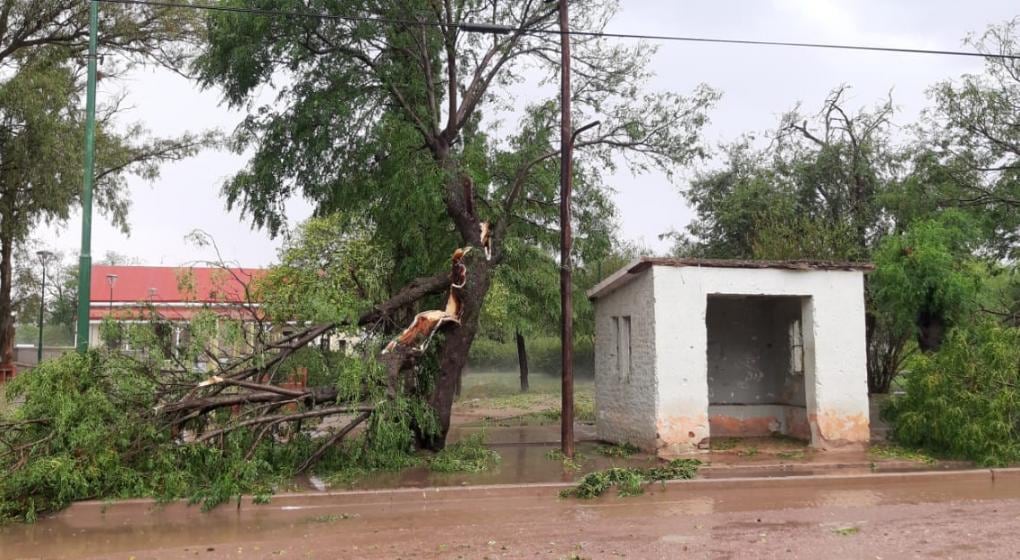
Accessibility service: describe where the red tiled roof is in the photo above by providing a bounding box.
[90,265,267,305]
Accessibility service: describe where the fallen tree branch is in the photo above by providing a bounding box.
[296,410,372,474]
[161,387,341,417]
[195,404,375,442]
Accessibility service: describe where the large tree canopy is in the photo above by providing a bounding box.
[923,17,1020,259]
[195,0,718,445]
[0,1,215,365]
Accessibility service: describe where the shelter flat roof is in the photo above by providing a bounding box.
[587,257,873,300]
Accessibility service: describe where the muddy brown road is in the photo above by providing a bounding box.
[3,469,1019,560]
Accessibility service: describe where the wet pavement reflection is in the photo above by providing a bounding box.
[3,469,1017,559]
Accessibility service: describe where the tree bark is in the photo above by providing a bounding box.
[0,236,14,368]
[916,310,946,353]
[516,329,529,393]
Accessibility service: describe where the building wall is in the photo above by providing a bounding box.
[650,266,870,455]
[593,269,658,450]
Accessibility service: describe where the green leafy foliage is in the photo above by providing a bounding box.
[256,214,392,325]
[924,19,1020,261]
[871,211,984,347]
[426,433,500,473]
[884,323,1020,466]
[560,459,701,499]
[0,352,285,521]
[595,442,641,458]
[0,331,438,522]
[564,468,646,499]
[673,88,898,260]
[0,35,214,367]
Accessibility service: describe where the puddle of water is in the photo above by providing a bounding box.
[335,440,657,490]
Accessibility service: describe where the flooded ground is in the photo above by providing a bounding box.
[306,371,955,492]
[3,469,1018,559]
[1,372,992,559]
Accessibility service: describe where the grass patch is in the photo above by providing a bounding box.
[710,437,740,450]
[575,392,595,424]
[459,371,583,401]
[489,408,560,427]
[470,392,558,410]
[560,459,701,499]
[869,444,937,465]
[776,450,806,460]
[595,442,641,458]
[737,446,759,457]
[832,526,860,536]
[427,433,500,473]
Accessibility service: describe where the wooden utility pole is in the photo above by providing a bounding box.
[558,0,575,458]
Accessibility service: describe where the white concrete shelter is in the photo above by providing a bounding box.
[588,258,873,457]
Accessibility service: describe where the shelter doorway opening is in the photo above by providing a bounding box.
[705,295,812,444]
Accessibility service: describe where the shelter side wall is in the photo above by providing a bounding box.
[593,271,658,451]
[805,273,871,446]
[651,267,711,455]
[652,267,870,454]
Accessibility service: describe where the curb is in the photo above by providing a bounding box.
[62,465,1020,515]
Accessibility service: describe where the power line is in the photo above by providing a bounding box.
[96,0,1020,61]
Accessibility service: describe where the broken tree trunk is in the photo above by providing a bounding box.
[516,329,529,393]
[422,254,492,450]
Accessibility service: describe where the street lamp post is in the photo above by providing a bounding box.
[75,0,99,353]
[35,250,54,363]
[106,274,118,313]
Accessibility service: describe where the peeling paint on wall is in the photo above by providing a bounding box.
[810,411,870,447]
[656,413,710,456]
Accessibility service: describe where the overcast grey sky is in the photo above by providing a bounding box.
[36,0,1019,268]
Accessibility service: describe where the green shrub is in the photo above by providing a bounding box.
[884,323,1020,466]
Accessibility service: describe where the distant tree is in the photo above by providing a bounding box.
[674,86,901,260]
[478,243,559,392]
[0,1,215,365]
[12,249,77,343]
[98,251,141,266]
[924,18,1020,260]
[255,215,393,327]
